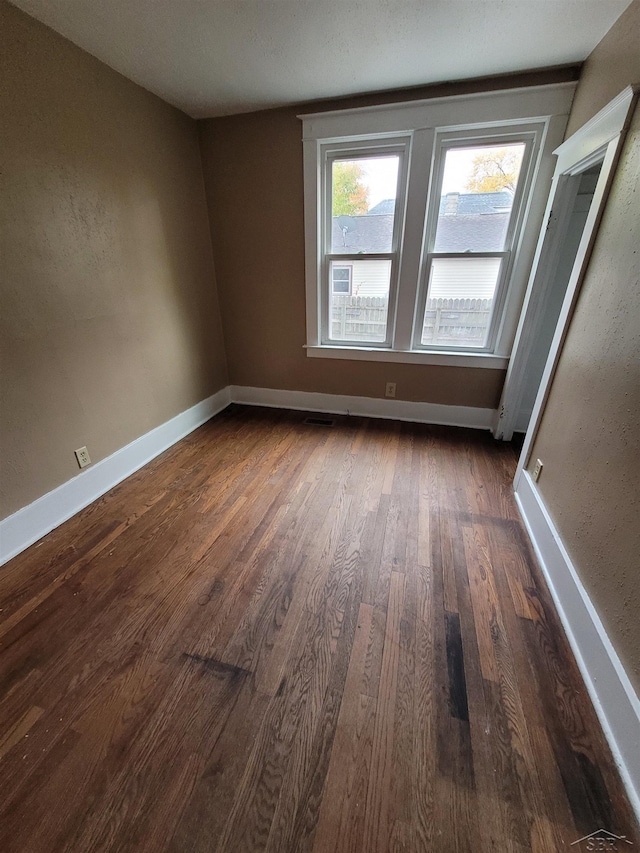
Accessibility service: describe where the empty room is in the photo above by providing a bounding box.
[1,0,639,850]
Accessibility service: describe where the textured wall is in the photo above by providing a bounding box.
[528,39,640,688]
[198,68,579,409]
[0,2,227,518]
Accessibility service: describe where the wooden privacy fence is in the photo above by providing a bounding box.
[422,297,493,345]
[331,296,388,340]
[330,295,493,344]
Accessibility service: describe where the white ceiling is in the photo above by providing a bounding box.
[11,0,633,118]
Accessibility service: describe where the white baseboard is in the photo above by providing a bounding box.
[0,384,493,565]
[0,387,231,566]
[230,385,495,430]
[515,470,640,821]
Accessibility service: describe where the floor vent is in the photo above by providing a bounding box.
[303,417,335,427]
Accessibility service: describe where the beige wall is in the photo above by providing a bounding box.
[0,2,227,519]
[528,3,640,691]
[198,69,578,409]
[565,0,640,136]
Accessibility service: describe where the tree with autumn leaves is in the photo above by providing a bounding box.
[331,148,520,218]
[332,161,370,216]
[465,147,522,193]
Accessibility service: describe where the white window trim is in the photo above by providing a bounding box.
[414,125,541,353]
[305,345,509,369]
[321,138,411,347]
[300,82,576,367]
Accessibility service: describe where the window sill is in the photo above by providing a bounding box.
[305,345,508,369]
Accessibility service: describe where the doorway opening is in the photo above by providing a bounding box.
[510,85,637,486]
[498,161,603,441]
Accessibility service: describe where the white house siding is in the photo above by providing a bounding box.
[349,259,392,297]
[427,257,501,300]
[344,257,499,300]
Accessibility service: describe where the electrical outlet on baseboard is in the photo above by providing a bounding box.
[532,458,543,482]
[75,446,91,469]
[385,382,396,398]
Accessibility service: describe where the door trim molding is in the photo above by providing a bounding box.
[496,86,637,446]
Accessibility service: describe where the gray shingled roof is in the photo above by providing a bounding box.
[332,197,511,254]
[367,198,396,215]
[433,213,509,252]
[438,190,514,215]
[368,191,513,217]
[332,214,394,253]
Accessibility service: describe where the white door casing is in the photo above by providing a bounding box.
[494,87,638,457]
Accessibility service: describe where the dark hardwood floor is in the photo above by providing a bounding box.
[0,405,637,852]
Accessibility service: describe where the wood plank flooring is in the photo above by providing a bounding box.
[0,405,637,852]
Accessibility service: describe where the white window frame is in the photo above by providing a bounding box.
[413,124,542,352]
[321,138,410,347]
[300,83,576,368]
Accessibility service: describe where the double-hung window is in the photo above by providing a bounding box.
[301,84,576,367]
[415,130,536,351]
[324,141,409,345]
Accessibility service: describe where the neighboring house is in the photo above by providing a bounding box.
[331,192,513,299]
[438,190,514,215]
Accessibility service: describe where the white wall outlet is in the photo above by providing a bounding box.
[75,446,91,469]
[532,458,543,482]
[385,382,396,398]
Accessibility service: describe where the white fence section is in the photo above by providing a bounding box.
[422,297,493,346]
[331,295,388,341]
[330,296,493,346]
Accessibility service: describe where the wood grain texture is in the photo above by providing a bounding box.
[0,405,637,852]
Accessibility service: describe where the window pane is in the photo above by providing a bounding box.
[329,259,391,343]
[421,257,501,347]
[434,143,525,252]
[331,156,399,254]
[332,265,351,293]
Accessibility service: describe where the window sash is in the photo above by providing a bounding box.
[415,252,509,351]
[412,129,538,351]
[320,138,410,347]
[424,131,538,252]
[322,253,397,346]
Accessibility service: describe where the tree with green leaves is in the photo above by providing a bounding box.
[465,147,522,193]
[332,161,369,216]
